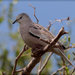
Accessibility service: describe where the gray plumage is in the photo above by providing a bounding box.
[13,13,65,56]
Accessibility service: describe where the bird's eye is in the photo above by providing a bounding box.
[19,16,22,19]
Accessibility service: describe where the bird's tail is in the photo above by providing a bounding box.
[52,44,74,67]
[57,47,74,67]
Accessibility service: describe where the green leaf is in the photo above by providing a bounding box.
[0,16,4,23]
[68,54,71,59]
[68,36,70,42]
[65,66,69,75]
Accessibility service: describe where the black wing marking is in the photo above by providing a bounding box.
[29,32,40,39]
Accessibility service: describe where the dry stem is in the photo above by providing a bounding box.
[38,52,53,75]
[29,4,39,24]
[12,45,28,75]
[51,66,67,75]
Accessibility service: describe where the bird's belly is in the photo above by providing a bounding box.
[21,31,46,49]
[20,29,62,56]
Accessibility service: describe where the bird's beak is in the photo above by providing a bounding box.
[12,19,17,24]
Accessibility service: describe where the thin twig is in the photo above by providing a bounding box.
[71,68,75,75]
[51,66,66,75]
[38,52,53,75]
[57,47,74,67]
[55,17,70,22]
[47,21,52,30]
[51,64,71,75]
[61,57,66,75]
[47,17,70,31]
[38,58,42,73]
[29,4,39,24]
[12,45,28,75]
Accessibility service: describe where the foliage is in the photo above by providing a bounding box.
[0,16,4,23]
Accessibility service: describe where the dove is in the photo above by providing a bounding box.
[13,13,73,66]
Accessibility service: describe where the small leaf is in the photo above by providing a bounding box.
[68,36,70,42]
[0,16,4,23]
[68,54,71,59]
[65,66,69,74]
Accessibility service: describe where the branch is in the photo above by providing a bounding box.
[61,57,66,75]
[41,27,74,68]
[17,57,41,75]
[71,68,75,75]
[51,62,75,75]
[47,17,70,31]
[51,66,67,75]
[43,27,68,52]
[47,21,52,31]
[12,45,28,75]
[18,27,68,74]
[65,45,75,51]
[55,17,70,22]
[38,52,53,75]
[29,4,39,24]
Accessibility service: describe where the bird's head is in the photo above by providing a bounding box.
[12,13,30,24]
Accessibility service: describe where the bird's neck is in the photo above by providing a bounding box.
[20,20,33,33]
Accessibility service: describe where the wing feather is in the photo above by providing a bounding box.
[29,23,66,50]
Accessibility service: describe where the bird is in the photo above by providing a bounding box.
[12,13,73,66]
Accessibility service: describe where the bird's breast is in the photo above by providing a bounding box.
[20,24,46,49]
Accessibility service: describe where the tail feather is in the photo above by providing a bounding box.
[53,44,74,66]
[58,48,74,66]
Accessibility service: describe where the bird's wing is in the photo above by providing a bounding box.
[29,23,54,42]
[29,23,66,50]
